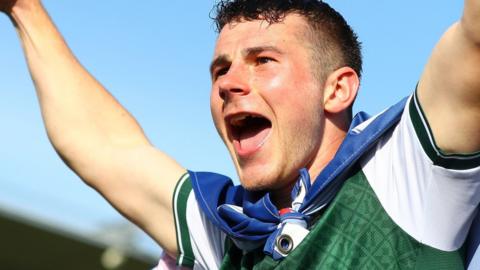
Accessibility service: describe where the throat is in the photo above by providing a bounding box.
[270,183,296,209]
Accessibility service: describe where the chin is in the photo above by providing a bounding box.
[237,168,281,192]
[240,180,270,192]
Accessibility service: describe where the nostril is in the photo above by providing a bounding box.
[219,89,227,100]
[230,88,244,93]
[219,87,246,101]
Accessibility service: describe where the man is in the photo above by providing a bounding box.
[1,0,479,269]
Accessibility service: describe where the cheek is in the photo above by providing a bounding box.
[210,90,223,134]
[250,64,286,93]
[279,87,325,151]
[265,68,318,105]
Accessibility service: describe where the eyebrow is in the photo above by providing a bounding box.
[244,45,283,57]
[209,45,283,76]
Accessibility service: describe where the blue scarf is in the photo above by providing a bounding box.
[189,97,407,260]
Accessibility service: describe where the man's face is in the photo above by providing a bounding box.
[210,14,327,193]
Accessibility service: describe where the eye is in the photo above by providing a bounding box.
[256,56,275,65]
[213,67,229,80]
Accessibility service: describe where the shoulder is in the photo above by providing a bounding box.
[360,93,480,251]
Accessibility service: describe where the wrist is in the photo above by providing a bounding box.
[8,1,43,25]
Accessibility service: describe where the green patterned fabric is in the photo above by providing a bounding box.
[220,170,465,270]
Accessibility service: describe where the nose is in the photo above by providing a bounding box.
[217,64,250,101]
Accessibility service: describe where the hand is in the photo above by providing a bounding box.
[0,0,13,13]
[0,0,17,13]
[0,0,39,14]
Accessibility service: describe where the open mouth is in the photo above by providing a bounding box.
[228,114,272,156]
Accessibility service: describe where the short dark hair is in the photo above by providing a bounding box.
[212,0,363,82]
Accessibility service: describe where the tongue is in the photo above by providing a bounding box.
[237,125,271,153]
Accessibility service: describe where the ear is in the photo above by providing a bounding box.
[323,67,360,114]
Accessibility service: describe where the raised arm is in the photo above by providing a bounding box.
[418,0,480,154]
[1,0,184,255]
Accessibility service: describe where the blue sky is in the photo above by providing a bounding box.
[0,1,464,257]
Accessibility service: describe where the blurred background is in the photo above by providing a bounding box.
[0,1,463,269]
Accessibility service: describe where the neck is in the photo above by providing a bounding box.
[270,132,346,209]
[307,130,346,182]
[271,181,298,209]
[271,119,349,209]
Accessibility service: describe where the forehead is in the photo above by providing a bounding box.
[213,14,310,57]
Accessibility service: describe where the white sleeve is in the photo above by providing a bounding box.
[172,173,226,270]
[360,92,480,251]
